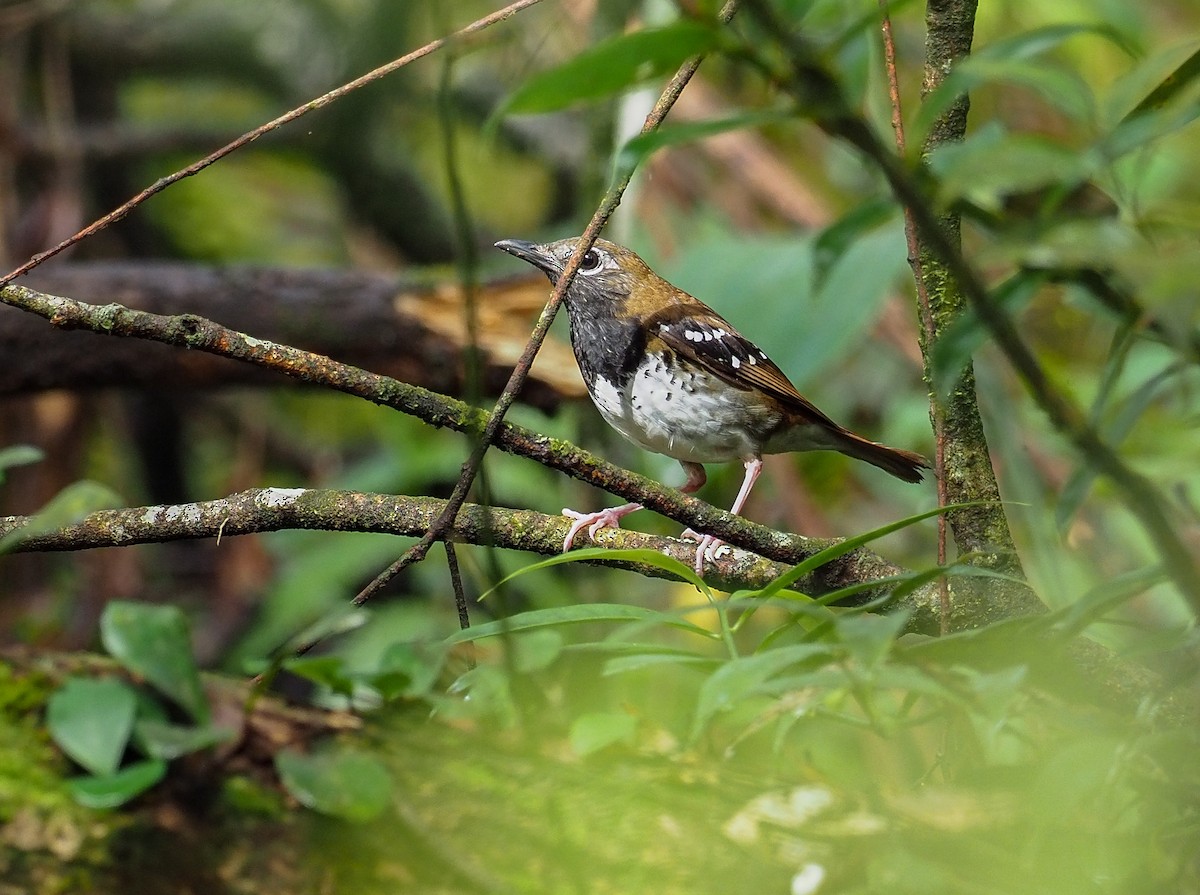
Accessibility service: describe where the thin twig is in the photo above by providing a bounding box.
[348,0,741,608]
[878,2,950,634]
[444,542,472,631]
[0,0,546,286]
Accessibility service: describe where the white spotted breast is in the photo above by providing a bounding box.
[585,350,784,464]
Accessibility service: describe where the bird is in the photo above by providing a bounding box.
[494,236,929,575]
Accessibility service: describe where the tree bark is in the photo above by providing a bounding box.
[918,0,1019,570]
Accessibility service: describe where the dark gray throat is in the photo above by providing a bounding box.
[566,307,645,389]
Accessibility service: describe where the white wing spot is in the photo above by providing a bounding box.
[703,331,713,341]
[731,356,741,369]
[748,355,758,365]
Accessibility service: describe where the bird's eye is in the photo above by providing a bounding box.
[579,249,602,272]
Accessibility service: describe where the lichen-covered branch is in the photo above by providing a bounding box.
[0,487,950,634]
[0,279,907,587]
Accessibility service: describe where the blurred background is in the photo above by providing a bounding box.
[1,0,1197,671]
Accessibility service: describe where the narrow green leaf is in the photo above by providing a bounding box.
[100,601,210,723]
[0,480,122,553]
[748,504,986,604]
[930,127,1089,211]
[811,199,897,287]
[691,643,837,741]
[1056,361,1182,533]
[512,629,565,673]
[478,547,710,604]
[500,22,720,116]
[133,720,236,761]
[446,602,712,645]
[47,677,138,777]
[276,747,392,822]
[602,651,716,676]
[0,444,43,483]
[931,271,1044,400]
[614,109,793,178]
[283,656,357,697]
[570,712,637,757]
[1124,42,1200,117]
[914,24,1131,142]
[68,759,167,809]
[836,612,909,669]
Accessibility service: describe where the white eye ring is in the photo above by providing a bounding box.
[578,249,603,274]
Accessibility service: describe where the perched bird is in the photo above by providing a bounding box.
[495,237,929,575]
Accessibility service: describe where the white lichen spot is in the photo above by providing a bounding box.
[791,864,826,895]
[724,786,835,845]
[257,487,306,507]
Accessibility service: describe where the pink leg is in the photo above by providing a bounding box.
[561,502,643,552]
[683,458,762,575]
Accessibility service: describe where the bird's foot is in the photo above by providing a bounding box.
[561,502,643,552]
[681,528,732,576]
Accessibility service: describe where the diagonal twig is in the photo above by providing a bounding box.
[348,1,742,609]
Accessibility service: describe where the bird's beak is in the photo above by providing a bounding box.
[494,239,560,279]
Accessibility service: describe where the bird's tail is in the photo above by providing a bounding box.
[834,431,929,483]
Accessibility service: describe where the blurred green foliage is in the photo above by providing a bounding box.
[3,0,1200,891]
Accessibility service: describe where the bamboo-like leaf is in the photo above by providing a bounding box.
[498,21,721,116]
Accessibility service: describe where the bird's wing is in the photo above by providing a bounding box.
[646,304,842,430]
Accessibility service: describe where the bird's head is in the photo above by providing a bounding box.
[494,237,670,319]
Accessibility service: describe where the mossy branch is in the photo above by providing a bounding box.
[0,487,955,635]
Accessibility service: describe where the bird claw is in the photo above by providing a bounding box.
[561,503,643,552]
[681,528,731,576]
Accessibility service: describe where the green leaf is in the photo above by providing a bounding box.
[47,677,138,777]
[283,656,357,698]
[930,271,1044,400]
[914,24,1131,142]
[835,612,909,669]
[1122,40,1200,118]
[802,224,908,382]
[100,601,209,723]
[614,109,793,178]
[747,504,982,605]
[276,747,393,822]
[499,21,721,115]
[0,444,43,483]
[0,480,122,553]
[691,644,838,741]
[811,199,897,287]
[602,651,716,676]
[929,125,1090,211]
[446,601,712,645]
[512,629,565,673]
[477,546,710,603]
[68,759,167,809]
[570,712,637,757]
[370,642,446,700]
[1056,359,1181,533]
[133,719,236,761]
